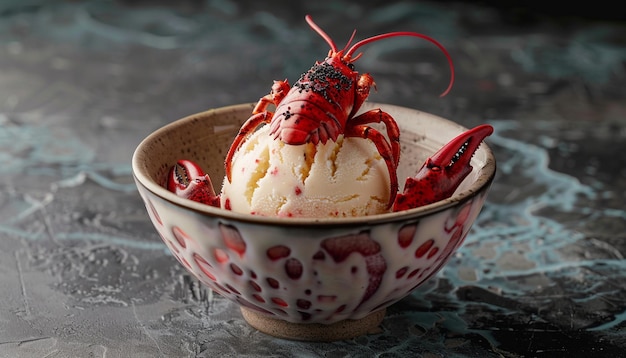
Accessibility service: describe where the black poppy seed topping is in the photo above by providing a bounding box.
[283,109,292,120]
[295,62,353,100]
[449,139,470,167]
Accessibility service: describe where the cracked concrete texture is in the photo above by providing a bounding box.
[1,0,625,356]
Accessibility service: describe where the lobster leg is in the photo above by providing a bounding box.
[350,73,375,118]
[253,80,290,114]
[350,109,400,166]
[392,124,493,212]
[167,159,221,207]
[225,112,273,181]
[345,121,399,208]
[225,80,292,181]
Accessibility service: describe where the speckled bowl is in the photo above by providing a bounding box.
[132,103,496,341]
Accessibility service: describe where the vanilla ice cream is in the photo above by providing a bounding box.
[221,125,392,218]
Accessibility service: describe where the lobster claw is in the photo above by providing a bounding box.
[167,159,221,207]
[392,124,493,212]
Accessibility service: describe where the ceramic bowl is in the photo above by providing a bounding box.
[132,103,496,341]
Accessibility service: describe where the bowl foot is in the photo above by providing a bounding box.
[240,307,386,342]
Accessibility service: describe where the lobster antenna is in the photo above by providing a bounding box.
[346,32,455,97]
[341,29,358,53]
[305,15,337,53]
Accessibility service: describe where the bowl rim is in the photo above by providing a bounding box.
[132,103,496,228]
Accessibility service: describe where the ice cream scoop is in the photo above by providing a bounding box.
[221,125,391,218]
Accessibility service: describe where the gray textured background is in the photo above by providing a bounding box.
[1,1,625,357]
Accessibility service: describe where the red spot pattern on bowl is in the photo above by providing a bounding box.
[137,185,489,324]
[172,226,189,248]
[193,254,217,281]
[267,245,290,260]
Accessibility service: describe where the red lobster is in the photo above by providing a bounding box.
[167,15,493,212]
[223,15,455,207]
